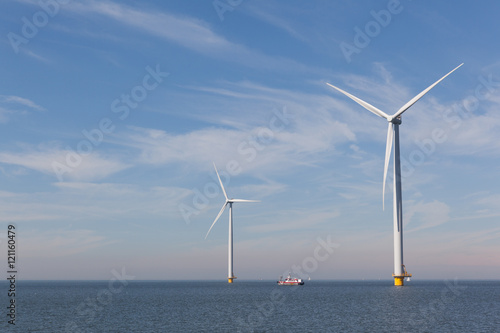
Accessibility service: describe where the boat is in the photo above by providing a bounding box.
[277,273,304,286]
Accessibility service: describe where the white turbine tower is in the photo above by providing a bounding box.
[205,163,259,283]
[326,63,462,286]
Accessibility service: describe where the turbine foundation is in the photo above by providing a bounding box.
[392,265,411,286]
[228,276,236,283]
[393,276,404,286]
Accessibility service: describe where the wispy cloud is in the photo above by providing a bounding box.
[0,95,45,122]
[245,4,307,42]
[0,145,129,181]
[65,0,321,73]
[53,182,192,220]
[405,200,451,232]
[0,95,45,111]
[0,181,191,226]
[239,180,288,198]
[109,67,474,183]
[0,107,14,123]
[246,208,340,233]
[114,92,355,175]
[20,229,117,258]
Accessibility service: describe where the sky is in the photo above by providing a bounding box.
[0,0,499,281]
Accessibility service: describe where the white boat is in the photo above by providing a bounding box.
[277,273,304,286]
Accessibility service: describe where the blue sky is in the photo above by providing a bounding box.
[1,0,499,280]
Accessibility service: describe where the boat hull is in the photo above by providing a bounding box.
[277,281,304,286]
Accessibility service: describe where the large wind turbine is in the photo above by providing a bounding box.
[205,163,259,283]
[326,63,462,286]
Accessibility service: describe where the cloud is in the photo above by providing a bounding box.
[19,229,117,258]
[239,180,288,198]
[0,95,45,111]
[121,126,246,167]
[0,181,191,226]
[116,104,354,175]
[65,0,320,73]
[332,64,412,113]
[0,107,14,123]
[157,79,358,160]
[246,208,340,233]
[0,95,45,122]
[53,181,191,219]
[0,146,129,181]
[245,4,307,42]
[405,200,451,232]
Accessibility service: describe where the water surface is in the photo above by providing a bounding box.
[1,280,498,332]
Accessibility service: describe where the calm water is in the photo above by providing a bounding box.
[0,280,498,332]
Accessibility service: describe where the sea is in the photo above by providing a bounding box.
[0,280,498,332]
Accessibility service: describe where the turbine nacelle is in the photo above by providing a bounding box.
[388,116,401,125]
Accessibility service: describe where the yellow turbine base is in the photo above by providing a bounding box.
[394,277,404,286]
[393,266,411,286]
[228,277,236,283]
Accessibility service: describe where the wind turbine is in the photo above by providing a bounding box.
[205,163,259,283]
[326,63,462,286]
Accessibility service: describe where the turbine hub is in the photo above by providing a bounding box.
[390,116,402,125]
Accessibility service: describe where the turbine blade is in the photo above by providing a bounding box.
[230,199,260,203]
[326,82,390,119]
[383,122,394,210]
[392,63,464,119]
[213,162,228,201]
[205,202,228,239]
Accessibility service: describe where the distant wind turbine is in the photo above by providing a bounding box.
[205,163,259,283]
[326,63,463,286]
